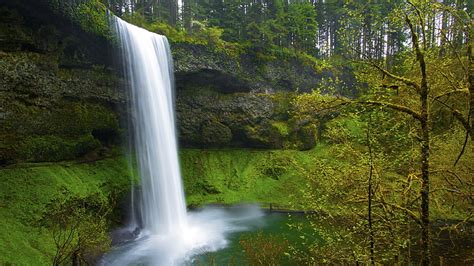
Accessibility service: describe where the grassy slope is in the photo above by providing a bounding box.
[2,141,468,264]
[180,147,327,208]
[0,157,133,265]
[0,148,322,264]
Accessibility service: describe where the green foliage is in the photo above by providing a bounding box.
[75,0,111,38]
[47,0,112,39]
[286,34,473,263]
[19,134,101,162]
[180,149,313,208]
[258,151,294,181]
[41,193,111,265]
[240,231,289,265]
[323,115,366,145]
[286,2,318,53]
[271,121,289,138]
[288,43,473,261]
[2,2,471,264]
[120,12,244,58]
[243,119,314,149]
[0,157,133,265]
[111,1,334,67]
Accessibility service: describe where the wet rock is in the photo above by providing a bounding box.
[176,88,317,149]
[172,42,325,93]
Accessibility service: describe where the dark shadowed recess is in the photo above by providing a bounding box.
[176,69,251,94]
[0,0,113,68]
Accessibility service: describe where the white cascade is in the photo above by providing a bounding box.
[102,16,263,266]
[115,17,187,234]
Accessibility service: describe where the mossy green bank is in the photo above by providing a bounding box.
[0,157,133,265]
[0,146,336,264]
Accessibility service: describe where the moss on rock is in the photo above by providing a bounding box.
[295,124,318,150]
[0,30,123,163]
[0,156,133,265]
[18,134,101,162]
[179,148,323,207]
[1,96,121,163]
[244,121,287,148]
[172,41,327,93]
[176,88,318,150]
[201,119,233,145]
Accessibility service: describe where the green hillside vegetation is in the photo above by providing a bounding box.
[0,157,133,264]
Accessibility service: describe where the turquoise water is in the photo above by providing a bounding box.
[105,208,472,265]
[188,212,474,265]
[190,211,318,265]
[103,206,318,265]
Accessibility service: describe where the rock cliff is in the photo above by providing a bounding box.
[0,1,322,164]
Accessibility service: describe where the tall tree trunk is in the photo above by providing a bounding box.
[439,2,448,55]
[420,92,431,266]
[406,9,431,264]
[183,0,193,32]
[168,0,178,26]
[367,117,375,266]
[385,23,393,70]
[469,42,474,137]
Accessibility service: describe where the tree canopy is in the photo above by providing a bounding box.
[104,0,472,60]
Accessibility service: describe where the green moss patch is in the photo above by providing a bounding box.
[1,99,120,162]
[180,148,325,208]
[46,0,112,40]
[0,156,133,265]
[18,134,101,162]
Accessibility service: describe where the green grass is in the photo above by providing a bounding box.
[0,147,325,264]
[4,141,468,264]
[0,148,327,264]
[271,121,290,137]
[180,147,328,208]
[0,157,133,265]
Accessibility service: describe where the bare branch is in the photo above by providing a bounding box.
[355,100,422,121]
[454,130,470,166]
[312,97,422,121]
[377,200,422,226]
[439,28,468,73]
[429,94,471,136]
[407,0,427,50]
[405,12,428,92]
[432,88,469,102]
[362,60,421,91]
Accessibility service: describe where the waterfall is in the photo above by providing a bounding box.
[114,17,187,234]
[102,16,263,266]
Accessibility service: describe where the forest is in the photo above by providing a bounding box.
[105,0,471,57]
[0,0,472,265]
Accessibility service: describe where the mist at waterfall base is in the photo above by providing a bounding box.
[102,206,265,265]
[101,17,264,265]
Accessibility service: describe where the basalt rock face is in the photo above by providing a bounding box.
[172,42,325,93]
[0,2,320,164]
[171,43,322,149]
[0,4,124,164]
[175,88,318,150]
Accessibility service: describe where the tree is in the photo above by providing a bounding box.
[351,2,471,263]
[289,1,471,264]
[41,192,112,265]
[286,2,318,53]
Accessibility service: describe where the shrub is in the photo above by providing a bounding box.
[19,134,101,162]
[240,231,289,265]
[40,191,112,265]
